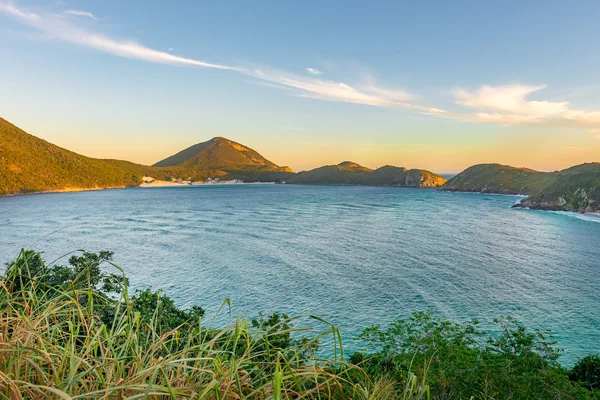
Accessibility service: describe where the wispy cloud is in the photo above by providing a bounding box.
[0,1,441,112]
[4,1,599,134]
[244,65,422,108]
[64,9,98,20]
[0,2,237,70]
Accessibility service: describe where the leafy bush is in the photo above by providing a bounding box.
[0,249,596,399]
[354,311,591,399]
[570,354,600,390]
[0,249,363,398]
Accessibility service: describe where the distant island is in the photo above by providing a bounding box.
[1,117,599,213]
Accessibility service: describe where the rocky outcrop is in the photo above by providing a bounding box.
[444,162,600,213]
[513,187,600,212]
[407,169,447,188]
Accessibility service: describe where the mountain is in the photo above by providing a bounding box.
[153,137,292,181]
[441,164,554,195]
[0,118,166,195]
[442,163,600,212]
[286,161,446,187]
[0,119,294,195]
[0,117,449,194]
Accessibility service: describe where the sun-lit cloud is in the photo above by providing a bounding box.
[452,84,600,131]
[454,84,569,118]
[64,9,98,20]
[306,67,322,75]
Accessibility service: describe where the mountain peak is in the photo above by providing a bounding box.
[209,136,233,143]
[153,137,290,173]
[337,161,362,168]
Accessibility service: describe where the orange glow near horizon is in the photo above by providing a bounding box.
[8,116,600,175]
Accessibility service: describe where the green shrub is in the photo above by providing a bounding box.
[571,354,600,390]
[356,311,591,399]
[0,249,596,399]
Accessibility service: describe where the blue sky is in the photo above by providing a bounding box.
[1,0,599,173]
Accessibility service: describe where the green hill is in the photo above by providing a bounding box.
[286,161,446,187]
[514,163,600,212]
[441,164,554,194]
[0,119,294,194]
[0,118,160,195]
[286,161,372,185]
[442,163,600,212]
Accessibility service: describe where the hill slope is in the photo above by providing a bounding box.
[0,118,161,195]
[441,164,554,195]
[514,163,600,212]
[0,119,294,194]
[0,118,445,194]
[442,163,600,212]
[286,162,446,187]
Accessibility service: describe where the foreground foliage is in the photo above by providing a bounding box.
[0,250,408,399]
[352,312,596,399]
[0,250,597,399]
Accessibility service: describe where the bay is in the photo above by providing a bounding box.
[1,185,598,364]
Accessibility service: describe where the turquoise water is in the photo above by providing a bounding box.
[1,185,599,364]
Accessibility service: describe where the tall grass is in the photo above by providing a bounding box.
[0,250,428,399]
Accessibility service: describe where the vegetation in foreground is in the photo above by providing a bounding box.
[1,249,599,399]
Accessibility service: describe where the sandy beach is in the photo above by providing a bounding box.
[138,180,190,188]
[137,179,260,187]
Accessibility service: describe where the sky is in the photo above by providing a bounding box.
[1,0,600,173]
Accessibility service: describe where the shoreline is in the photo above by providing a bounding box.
[440,188,528,197]
[515,206,600,223]
[0,185,130,198]
[0,181,279,197]
[583,212,600,219]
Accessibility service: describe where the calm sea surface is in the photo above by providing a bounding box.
[1,185,598,364]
